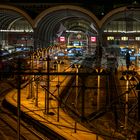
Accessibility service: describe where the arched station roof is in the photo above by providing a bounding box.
[0,4,140,49]
[0,5,34,29]
[34,5,99,47]
[101,6,140,28]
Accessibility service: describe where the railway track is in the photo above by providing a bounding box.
[0,81,49,140]
[60,68,140,139]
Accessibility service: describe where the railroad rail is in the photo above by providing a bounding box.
[0,81,50,140]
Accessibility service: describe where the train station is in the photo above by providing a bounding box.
[0,0,140,140]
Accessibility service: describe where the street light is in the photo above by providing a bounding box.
[136,82,140,121]
[27,53,34,99]
[95,67,103,110]
[71,63,81,133]
[136,82,140,140]
[44,55,51,115]
[71,63,81,109]
[54,59,64,122]
[35,76,39,107]
[120,72,135,130]
[75,64,80,108]
[17,59,22,140]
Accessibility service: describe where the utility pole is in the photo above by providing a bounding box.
[44,55,51,114]
[17,59,21,140]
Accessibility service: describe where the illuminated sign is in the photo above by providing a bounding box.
[60,36,65,42]
[91,37,96,42]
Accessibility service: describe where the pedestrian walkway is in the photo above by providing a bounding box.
[5,68,104,140]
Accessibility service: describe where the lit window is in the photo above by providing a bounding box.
[135,37,140,40]
[121,36,128,41]
[107,36,114,40]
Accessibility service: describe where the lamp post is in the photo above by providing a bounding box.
[44,55,51,114]
[120,74,130,130]
[35,76,39,107]
[136,82,140,140]
[125,76,129,130]
[54,59,62,122]
[71,63,81,109]
[27,53,34,99]
[75,64,80,109]
[120,73,135,130]
[136,82,140,121]
[95,68,103,110]
[57,61,60,122]
[17,59,21,140]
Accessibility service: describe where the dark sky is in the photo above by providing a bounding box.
[0,0,137,4]
[0,0,138,19]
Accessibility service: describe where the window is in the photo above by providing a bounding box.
[121,36,128,41]
[135,37,140,41]
[107,36,114,40]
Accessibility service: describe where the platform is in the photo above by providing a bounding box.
[4,72,104,140]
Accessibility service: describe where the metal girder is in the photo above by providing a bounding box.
[0,71,110,76]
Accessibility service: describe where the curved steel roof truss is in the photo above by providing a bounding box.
[35,9,98,48]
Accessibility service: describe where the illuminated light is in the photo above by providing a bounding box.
[54,56,58,60]
[91,37,96,42]
[107,36,114,40]
[66,30,82,33]
[60,36,65,42]
[0,29,33,32]
[77,34,81,39]
[95,68,103,73]
[121,36,128,41]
